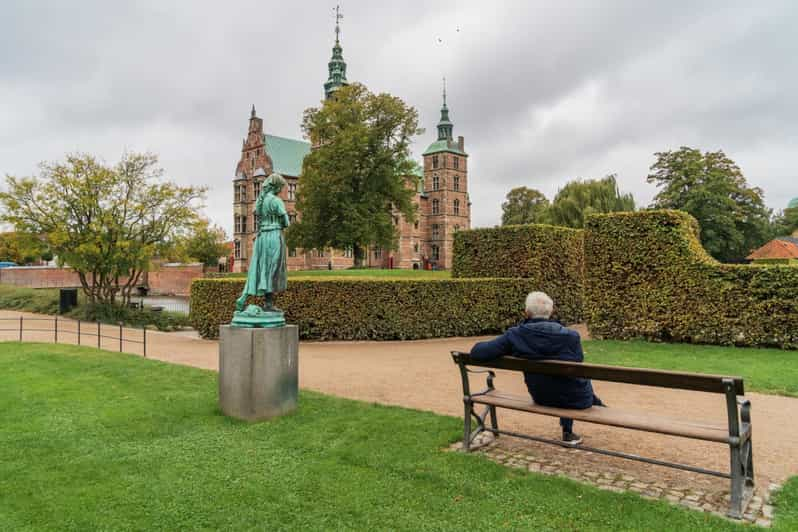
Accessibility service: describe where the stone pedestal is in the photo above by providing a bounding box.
[219,324,298,421]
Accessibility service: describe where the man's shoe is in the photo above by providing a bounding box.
[562,432,583,446]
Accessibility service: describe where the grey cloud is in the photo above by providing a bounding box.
[1,0,796,233]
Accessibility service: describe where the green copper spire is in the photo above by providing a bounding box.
[437,77,453,140]
[324,5,348,100]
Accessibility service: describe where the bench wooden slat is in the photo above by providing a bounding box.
[473,391,737,443]
[454,352,744,395]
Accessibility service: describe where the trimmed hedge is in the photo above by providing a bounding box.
[190,278,579,340]
[585,210,798,349]
[452,224,585,322]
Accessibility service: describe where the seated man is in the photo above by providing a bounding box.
[470,291,603,445]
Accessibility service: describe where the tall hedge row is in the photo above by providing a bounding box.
[190,278,579,340]
[451,224,585,322]
[585,210,798,349]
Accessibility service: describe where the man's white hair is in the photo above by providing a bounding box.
[525,291,554,318]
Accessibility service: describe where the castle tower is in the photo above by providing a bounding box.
[324,6,348,100]
[232,105,273,272]
[421,80,470,269]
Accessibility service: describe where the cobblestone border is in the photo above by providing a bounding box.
[451,433,780,527]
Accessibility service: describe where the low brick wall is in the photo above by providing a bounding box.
[146,264,205,296]
[0,267,82,288]
[0,263,205,297]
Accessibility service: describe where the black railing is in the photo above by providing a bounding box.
[0,315,147,357]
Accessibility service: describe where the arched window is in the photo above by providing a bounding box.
[432,174,439,191]
[431,245,440,260]
[432,199,440,215]
[453,199,460,216]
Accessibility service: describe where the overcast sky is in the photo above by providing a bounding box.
[1,0,796,235]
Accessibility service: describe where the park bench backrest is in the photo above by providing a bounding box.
[451,352,744,395]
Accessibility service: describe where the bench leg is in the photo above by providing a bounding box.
[727,440,754,519]
[463,400,473,452]
[489,405,499,437]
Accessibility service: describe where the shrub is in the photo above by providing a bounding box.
[190,278,581,340]
[451,224,585,322]
[67,303,191,332]
[0,284,61,314]
[585,210,798,349]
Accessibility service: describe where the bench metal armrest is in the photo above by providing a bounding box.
[468,369,495,397]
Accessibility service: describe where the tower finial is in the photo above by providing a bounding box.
[251,104,256,118]
[442,77,447,106]
[334,5,343,44]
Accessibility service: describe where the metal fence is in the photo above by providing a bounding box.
[0,315,147,357]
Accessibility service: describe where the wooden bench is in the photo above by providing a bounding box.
[451,351,754,519]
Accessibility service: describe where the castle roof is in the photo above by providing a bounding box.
[789,197,798,209]
[747,237,798,260]
[264,134,311,177]
[422,139,467,156]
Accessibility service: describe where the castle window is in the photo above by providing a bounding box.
[432,224,440,240]
[344,247,353,258]
[234,240,241,259]
[288,183,297,201]
[253,181,261,198]
[453,156,459,170]
[289,248,297,257]
[316,248,325,258]
[413,242,419,253]
[289,213,297,224]
[374,248,382,259]
[235,183,247,203]
[392,216,399,226]
[414,220,419,230]
[432,174,439,191]
[432,155,439,169]
[453,176,460,191]
[431,245,440,261]
[432,199,440,215]
[454,225,460,232]
[235,215,247,233]
[254,214,261,231]
[453,199,460,216]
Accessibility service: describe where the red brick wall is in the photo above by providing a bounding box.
[146,264,205,296]
[0,267,82,288]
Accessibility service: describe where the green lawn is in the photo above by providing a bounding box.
[583,340,798,397]
[3,343,789,531]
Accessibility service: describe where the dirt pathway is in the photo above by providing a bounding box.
[2,310,794,490]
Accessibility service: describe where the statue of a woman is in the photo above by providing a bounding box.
[232,173,289,327]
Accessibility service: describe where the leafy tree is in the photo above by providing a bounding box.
[184,219,229,267]
[290,83,422,266]
[501,187,550,225]
[0,153,204,304]
[647,147,772,262]
[771,207,798,237]
[0,232,47,264]
[548,174,635,228]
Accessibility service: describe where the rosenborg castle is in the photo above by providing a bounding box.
[232,19,471,271]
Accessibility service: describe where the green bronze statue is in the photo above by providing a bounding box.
[231,173,289,328]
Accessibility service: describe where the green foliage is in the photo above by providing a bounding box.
[291,83,422,264]
[66,303,190,332]
[207,268,451,280]
[771,206,798,237]
[501,187,550,225]
[0,153,205,305]
[158,218,228,266]
[0,285,188,331]
[190,278,581,340]
[0,344,755,531]
[548,174,635,228]
[0,232,48,264]
[585,210,798,349]
[0,285,62,314]
[451,224,584,322]
[647,147,772,263]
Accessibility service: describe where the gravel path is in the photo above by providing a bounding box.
[2,310,795,491]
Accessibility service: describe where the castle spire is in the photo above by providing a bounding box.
[437,77,453,141]
[251,104,256,118]
[324,5,349,100]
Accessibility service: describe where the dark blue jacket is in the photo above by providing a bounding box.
[470,318,595,409]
